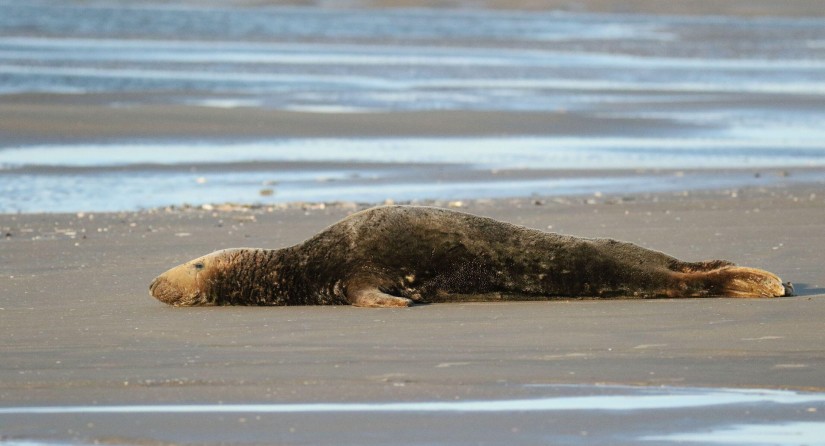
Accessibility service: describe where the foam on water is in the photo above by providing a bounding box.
[186,98,264,109]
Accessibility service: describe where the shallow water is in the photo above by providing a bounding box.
[645,422,825,445]
[2,1,825,212]
[2,3,824,111]
[3,138,825,212]
[2,385,824,445]
[2,385,824,414]
[6,137,825,169]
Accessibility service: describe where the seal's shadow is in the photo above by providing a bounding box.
[790,283,825,297]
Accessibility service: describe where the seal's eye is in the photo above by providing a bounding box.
[194,262,205,270]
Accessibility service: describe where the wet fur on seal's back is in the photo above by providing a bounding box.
[328,207,675,301]
[249,206,680,304]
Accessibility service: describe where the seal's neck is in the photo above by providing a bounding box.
[212,248,297,305]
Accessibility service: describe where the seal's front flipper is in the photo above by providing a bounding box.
[348,287,413,308]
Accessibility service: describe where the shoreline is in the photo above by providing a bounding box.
[2,166,822,215]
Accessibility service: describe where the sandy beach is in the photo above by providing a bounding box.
[2,187,825,444]
[2,0,825,444]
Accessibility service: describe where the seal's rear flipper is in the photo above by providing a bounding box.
[713,266,788,298]
[673,266,788,298]
[348,287,413,308]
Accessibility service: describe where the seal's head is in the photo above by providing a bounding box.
[149,249,242,306]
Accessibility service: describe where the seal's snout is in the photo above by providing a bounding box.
[149,274,178,305]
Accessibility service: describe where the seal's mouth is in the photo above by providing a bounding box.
[149,275,172,303]
[149,275,184,305]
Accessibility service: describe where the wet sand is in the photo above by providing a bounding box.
[2,187,825,444]
[0,93,701,144]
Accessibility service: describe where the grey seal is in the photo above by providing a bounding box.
[149,205,792,307]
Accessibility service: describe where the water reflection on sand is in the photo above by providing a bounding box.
[1,385,823,445]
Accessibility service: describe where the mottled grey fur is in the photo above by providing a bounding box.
[149,205,790,307]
